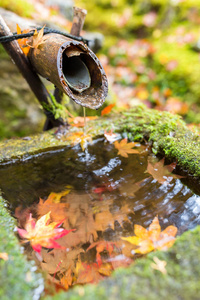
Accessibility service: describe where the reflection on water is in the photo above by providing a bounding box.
[0,138,200,292]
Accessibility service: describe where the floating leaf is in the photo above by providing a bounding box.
[17,212,75,253]
[121,216,177,254]
[146,157,184,184]
[67,131,93,151]
[114,138,139,158]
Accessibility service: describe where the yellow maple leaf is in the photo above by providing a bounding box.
[16,24,31,55]
[67,131,92,151]
[114,138,139,158]
[121,216,177,254]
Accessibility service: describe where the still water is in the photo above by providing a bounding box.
[0,138,199,291]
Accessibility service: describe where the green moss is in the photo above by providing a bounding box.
[0,105,199,177]
[0,0,34,17]
[46,226,200,300]
[0,195,43,300]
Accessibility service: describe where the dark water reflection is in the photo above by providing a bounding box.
[0,137,200,290]
[0,138,199,234]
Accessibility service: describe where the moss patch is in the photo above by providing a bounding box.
[47,226,200,300]
[0,105,199,177]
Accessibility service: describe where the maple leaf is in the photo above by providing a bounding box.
[101,103,115,116]
[27,25,45,49]
[114,138,139,158]
[146,157,184,184]
[151,256,167,274]
[16,24,32,55]
[121,216,177,254]
[67,131,93,151]
[17,212,75,253]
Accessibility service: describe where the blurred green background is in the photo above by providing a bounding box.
[1,0,200,139]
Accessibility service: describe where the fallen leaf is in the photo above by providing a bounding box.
[17,212,75,253]
[95,211,115,231]
[164,97,188,115]
[28,25,45,49]
[0,252,9,261]
[151,256,167,274]
[104,129,119,143]
[146,157,184,184]
[114,138,139,158]
[101,104,115,116]
[121,216,177,254]
[16,24,32,55]
[67,132,93,151]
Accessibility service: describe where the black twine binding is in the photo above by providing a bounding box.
[0,26,90,45]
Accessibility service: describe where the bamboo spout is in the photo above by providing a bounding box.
[28,34,108,109]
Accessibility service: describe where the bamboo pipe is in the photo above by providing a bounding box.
[0,7,108,110]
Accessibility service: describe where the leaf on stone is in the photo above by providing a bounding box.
[146,157,184,184]
[67,131,93,151]
[95,211,115,231]
[121,216,177,254]
[17,211,75,253]
[114,138,139,158]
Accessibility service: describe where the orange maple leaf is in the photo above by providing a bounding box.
[16,24,32,55]
[146,157,184,184]
[17,211,75,253]
[101,103,115,116]
[114,138,139,158]
[121,216,177,254]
